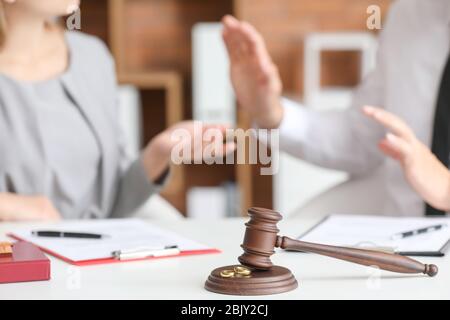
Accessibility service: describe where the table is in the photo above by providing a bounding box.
[0,217,448,299]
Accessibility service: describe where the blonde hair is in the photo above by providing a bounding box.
[0,2,5,47]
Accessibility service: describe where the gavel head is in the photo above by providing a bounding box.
[238,207,283,271]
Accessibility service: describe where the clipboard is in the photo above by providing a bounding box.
[8,219,220,266]
[298,214,450,257]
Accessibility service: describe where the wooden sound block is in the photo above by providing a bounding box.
[205,265,298,296]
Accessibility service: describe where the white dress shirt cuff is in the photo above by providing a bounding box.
[278,98,312,154]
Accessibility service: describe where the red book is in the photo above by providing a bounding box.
[0,241,51,284]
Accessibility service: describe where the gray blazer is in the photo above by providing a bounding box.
[0,32,163,219]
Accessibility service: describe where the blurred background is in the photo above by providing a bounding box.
[79,0,392,219]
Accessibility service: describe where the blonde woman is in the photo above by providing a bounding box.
[0,0,234,221]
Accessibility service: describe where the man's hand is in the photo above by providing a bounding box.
[222,15,284,129]
[363,106,450,211]
[0,194,62,221]
[143,121,237,182]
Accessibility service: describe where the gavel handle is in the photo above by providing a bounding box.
[276,236,438,277]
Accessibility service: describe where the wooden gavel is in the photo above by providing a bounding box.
[238,207,438,277]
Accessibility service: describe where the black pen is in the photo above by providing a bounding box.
[391,224,447,240]
[31,231,108,239]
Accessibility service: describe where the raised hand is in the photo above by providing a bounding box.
[143,121,236,182]
[363,106,450,211]
[222,15,284,129]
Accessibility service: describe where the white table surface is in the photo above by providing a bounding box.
[0,216,448,300]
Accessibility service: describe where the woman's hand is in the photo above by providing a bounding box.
[222,15,284,129]
[0,193,61,221]
[142,121,237,183]
[363,106,450,211]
